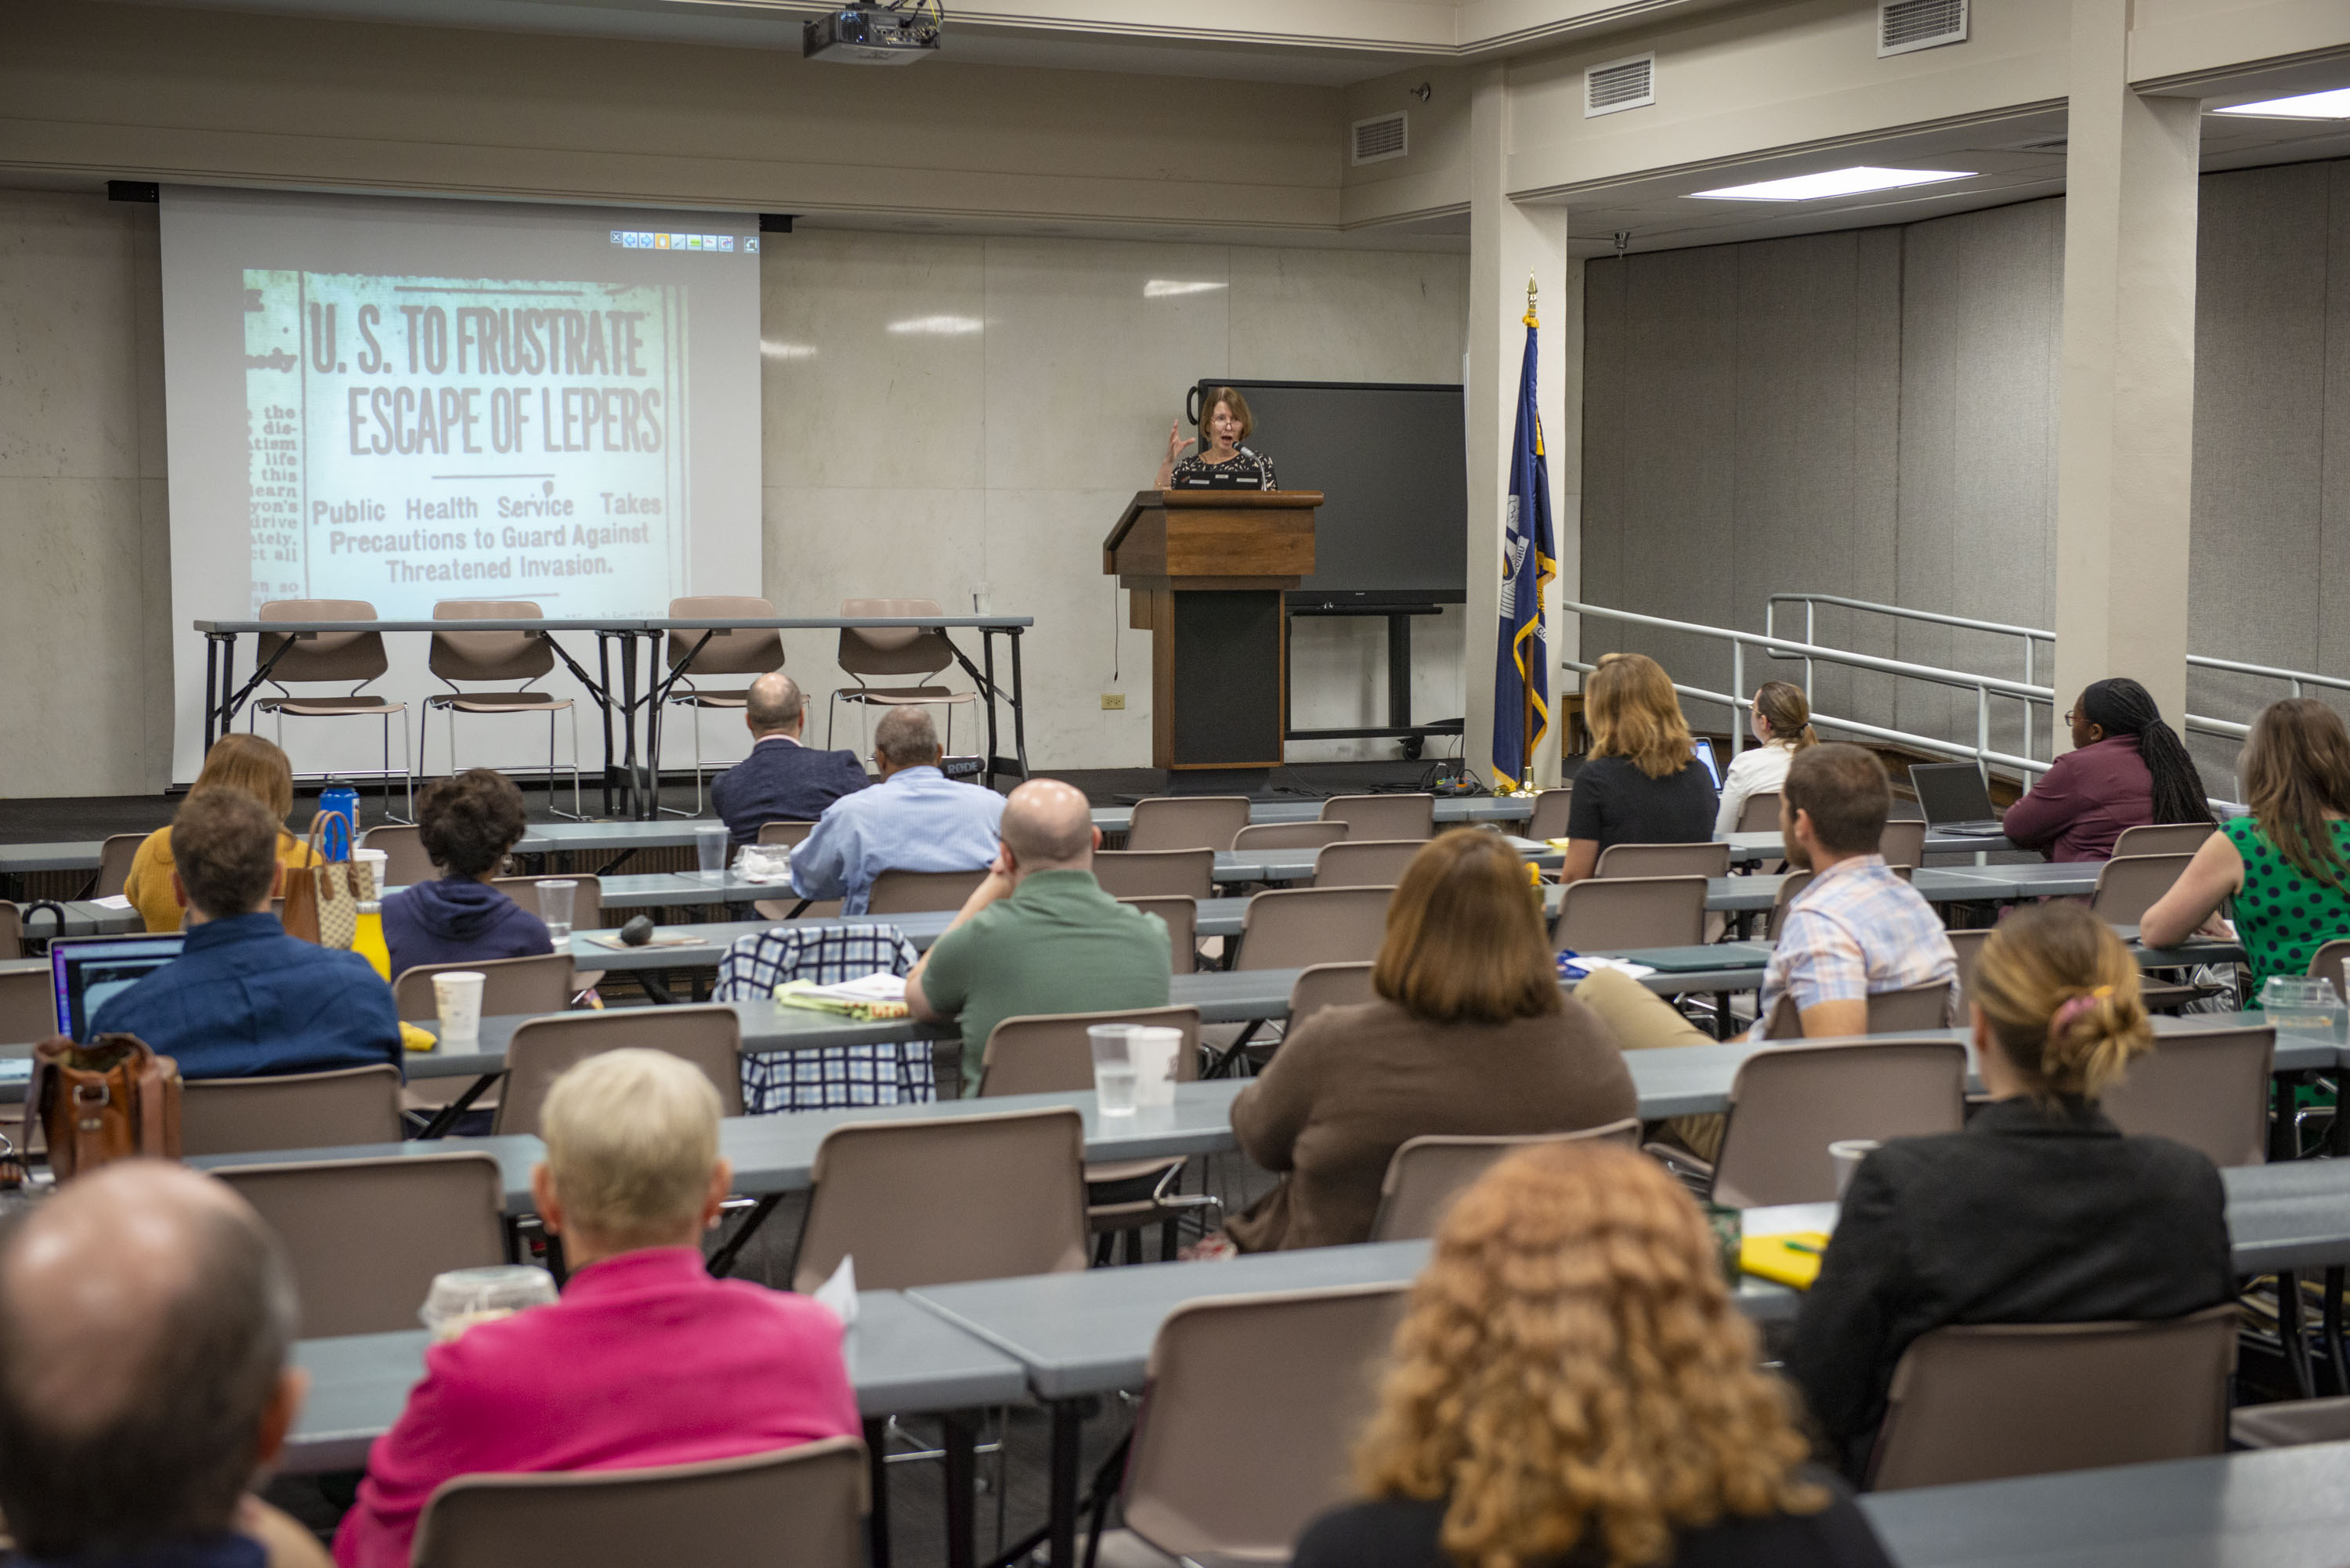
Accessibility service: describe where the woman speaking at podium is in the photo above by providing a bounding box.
[1155,385,1278,490]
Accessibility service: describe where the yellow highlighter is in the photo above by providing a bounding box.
[1740,1232,1831,1289]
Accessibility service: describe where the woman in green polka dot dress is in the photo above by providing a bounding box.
[2142,698,2350,990]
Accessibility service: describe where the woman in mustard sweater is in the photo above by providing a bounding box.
[123,735,318,932]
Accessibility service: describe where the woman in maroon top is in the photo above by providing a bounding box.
[2002,677,2212,861]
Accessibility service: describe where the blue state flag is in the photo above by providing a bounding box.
[1492,307,1556,792]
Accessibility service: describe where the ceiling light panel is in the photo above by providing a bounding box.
[2212,86,2350,120]
[1689,166,1976,201]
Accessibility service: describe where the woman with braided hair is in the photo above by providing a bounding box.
[2002,676,2213,861]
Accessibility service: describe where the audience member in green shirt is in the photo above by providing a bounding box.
[907,779,1173,1092]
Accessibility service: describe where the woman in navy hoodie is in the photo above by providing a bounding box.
[384,768,556,981]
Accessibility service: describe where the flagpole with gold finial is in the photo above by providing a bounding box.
[1524,273,1539,330]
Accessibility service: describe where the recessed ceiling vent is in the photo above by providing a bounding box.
[1585,54,1654,117]
[1351,113,1408,165]
[1878,0,1967,57]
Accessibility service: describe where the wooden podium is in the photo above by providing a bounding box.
[1103,489,1322,772]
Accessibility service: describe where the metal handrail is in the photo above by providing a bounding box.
[1566,601,2052,780]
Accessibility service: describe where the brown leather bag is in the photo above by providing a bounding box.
[283,811,375,949]
[31,1034,182,1178]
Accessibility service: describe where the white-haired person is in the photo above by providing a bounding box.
[334,1050,859,1568]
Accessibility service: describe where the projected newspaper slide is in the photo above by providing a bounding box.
[244,272,688,613]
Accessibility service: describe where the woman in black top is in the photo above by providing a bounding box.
[1295,1142,1893,1568]
[1788,901,2234,1481]
[1562,651,1718,882]
[1155,385,1277,490]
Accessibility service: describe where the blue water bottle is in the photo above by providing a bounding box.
[320,779,360,842]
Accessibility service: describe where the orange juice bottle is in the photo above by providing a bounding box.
[353,900,392,981]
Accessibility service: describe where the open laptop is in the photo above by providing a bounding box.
[1907,762,2008,836]
[1691,737,1723,791]
[49,934,183,1041]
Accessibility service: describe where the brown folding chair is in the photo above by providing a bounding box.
[1119,896,1197,974]
[1289,962,1376,1028]
[1235,887,1394,971]
[2099,1024,2273,1167]
[94,834,143,901]
[2113,822,2218,858]
[0,966,52,1043]
[1878,819,1927,869]
[826,597,978,753]
[411,1436,867,1568]
[1232,821,1347,853]
[792,1107,1088,1292]
[1526,787,1573,841]
[2089,853,2195,925]
[1318,793,1435,841]
[1092,849,1214,900]
[1103,1285,1408,1566]
[759,821,821,849]
[1864,979,1954,1032]
[1312,840,1423,889]
[211,1151,508,1336]
[393,952,577,1024]
[1594,841,1730,879]
[1949,927,1991,1009]
[494,1006,745,1137]
[1125,797,1249,854]
[978,1006,1217,1259]
[359,823,436,888]
[1865,1306,2237,1490]
[181,1064,404,1156]
[1369,1119,1642,1241]
[660,595,787,816]
[1707,1038,1968,1207]
[1553,875,1708,954]
[1737,791,1783,832]
[0,905,20,963]
[490,874,605,977]
[252,598,413,819]
[423,600,583,818]
[866,868,988,915]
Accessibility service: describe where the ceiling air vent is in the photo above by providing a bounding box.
[1351,112,1408,165]
[1878,0,1967,57]
[1585,53,1654,117]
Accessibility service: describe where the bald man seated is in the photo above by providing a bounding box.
[0,1161,329,1568]
[708,673,870,845]
[906,778,1173,1093]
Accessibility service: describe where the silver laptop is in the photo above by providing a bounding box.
[1907,762,2007,837]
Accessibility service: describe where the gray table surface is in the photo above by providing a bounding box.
[284,1289,1027,1474]
[1856,1439,2350,1568]
[196,616,1036,634]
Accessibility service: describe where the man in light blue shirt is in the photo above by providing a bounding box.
[789,707,1005,914]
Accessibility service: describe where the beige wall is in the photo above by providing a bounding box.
[0,186,1466,796]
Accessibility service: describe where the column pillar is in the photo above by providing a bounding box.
[2052,0,2202,728]
[1463,61,1571,789]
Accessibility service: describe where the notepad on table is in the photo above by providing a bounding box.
[1741,1231,1831,1289]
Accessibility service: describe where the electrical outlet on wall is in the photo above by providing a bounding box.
[1101,693,1126,710]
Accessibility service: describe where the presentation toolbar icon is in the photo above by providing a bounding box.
[609,229,751,253]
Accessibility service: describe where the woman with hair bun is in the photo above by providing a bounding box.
[1789,901,2232,1480]
[1295,1141,1893,1568]
[1714,681,1817,840]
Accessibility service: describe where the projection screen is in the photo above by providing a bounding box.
[160,186,762,783]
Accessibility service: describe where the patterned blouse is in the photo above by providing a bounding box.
[1170,448,1276,490]
[2222,815,2350,989]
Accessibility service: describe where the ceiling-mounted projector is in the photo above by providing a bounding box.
[804,2,942,64]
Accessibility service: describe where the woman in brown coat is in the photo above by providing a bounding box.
[1224,829,1638,1252]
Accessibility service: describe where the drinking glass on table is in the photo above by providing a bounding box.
[695,825,731,877]
[535,879,577,941]
[1088,1024,1139,1117]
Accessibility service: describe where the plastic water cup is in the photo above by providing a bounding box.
[420,1264,559,1342]
[1129,1026,1182,1108]
[432,970,486,1048]
[354,847,390,897]
[1088,1024,1138,1117]
[695,825,731,876]
[535,879,577,941]
[1831,1139,1881,1201]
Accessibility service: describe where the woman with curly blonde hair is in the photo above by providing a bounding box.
[1295,1142,1890,1568]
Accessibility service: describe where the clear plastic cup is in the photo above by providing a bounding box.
[1830,1138,1880,1201]
[1129,1026,1182,1108]
[535,879,577,941]
[432,970,486,1048]
[1088,1024,1138,1117]
[695,825,732,876]
[419,1263,559,1342]
[354,847,390,898]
